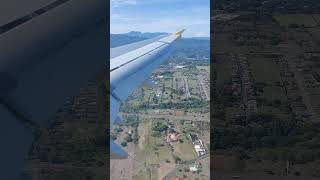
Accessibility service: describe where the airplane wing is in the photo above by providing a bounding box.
[110,30,185,158]
[0,0,107,179]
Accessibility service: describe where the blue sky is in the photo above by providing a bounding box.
[111,0,210,38]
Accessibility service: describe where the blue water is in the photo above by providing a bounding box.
[110,141,128,158]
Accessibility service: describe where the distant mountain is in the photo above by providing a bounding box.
[110,34,147,48]
[110,32,209,65]
[170,37,210,65]
[110,33,210,51]
[125,31,169,39]
[175,37,210,53]
[110,31,169,48]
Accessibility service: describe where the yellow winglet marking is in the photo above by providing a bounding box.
[175,29,185,39]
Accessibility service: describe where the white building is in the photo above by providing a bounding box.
[189,164,198,172]
[175,65,185,69]
[194,145,206,156]
[190,133,206,156]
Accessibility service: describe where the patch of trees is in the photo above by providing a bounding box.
[120,101,146,113]
[123,115,139,128]
[132,131,139,144]
[151,131,162,137]
[152,122,168,132]
[172,154,182,164]
[159,71,174,78]
[123,116,140,144]
[111,133,117,140]
[150,97,208,110]
[121,141,127,147]
[124,134,133,143]
[151,121,168,137]
[114,127,123,133]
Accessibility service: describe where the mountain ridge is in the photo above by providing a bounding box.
[110,31,209,48]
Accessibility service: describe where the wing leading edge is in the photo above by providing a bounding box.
[110,30,184,158]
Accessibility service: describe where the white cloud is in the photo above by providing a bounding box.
[111,0,137,8]
[111,16,209,37]
[191,7,210,14]
[111,0,188,8]
[111,13,159,22]
[110,0,210,37]
[111,14,136,21]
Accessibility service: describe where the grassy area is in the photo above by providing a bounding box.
[164,156,210,180]
[138,120,173,162]
[131,116,209,179]
[132,119,175,179]
[172,141,197,161]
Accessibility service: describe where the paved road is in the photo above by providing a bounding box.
[183,77,191,99]
[198,75,210,101]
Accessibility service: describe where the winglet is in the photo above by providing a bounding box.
[175,29,185,39]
